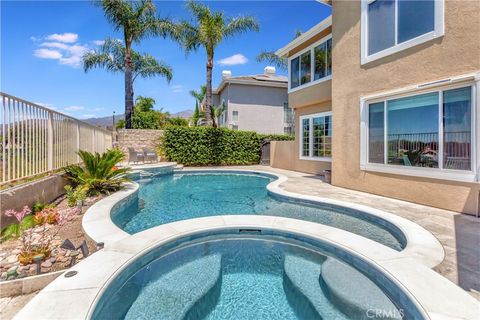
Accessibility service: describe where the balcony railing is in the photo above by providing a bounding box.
[0,92,113,184]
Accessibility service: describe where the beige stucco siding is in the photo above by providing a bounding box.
[271,102,332,174]
[289,79,332,108]
[331,0,480,214]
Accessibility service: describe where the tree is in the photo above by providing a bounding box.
[83,38,172,127]
[135,96,156,112]
[199,103,225,128]
[256,29,303,72]
[93,0,179,128]
[191,101,200,126]
[189,84,206,107]
[181,1,259,125]
[189,84,206,126]
[167,117,189,126]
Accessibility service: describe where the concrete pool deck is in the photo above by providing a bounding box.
[6,164,480,318]
[218,165,480,301]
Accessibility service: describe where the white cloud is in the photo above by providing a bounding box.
[80,114,96,119]
[35,102,55,109]
[93,40,105,46]
[171,85,184,93]
[40,42,69,50]
[64,106,84,111]
[46,33,78,43]
[34,48,62,59]
[217,54,248,66]
[34,38,90,68]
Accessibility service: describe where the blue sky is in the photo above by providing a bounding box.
[1,1,331,118]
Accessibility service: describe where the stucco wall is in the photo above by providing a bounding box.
[271,102,332,175]
[289,79,331,108]
[1,174,69,227]
[217,83,288,134]
[116,129,164,155]
[331,0,480,214]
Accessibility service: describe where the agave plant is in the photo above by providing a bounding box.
[64,149,131,195]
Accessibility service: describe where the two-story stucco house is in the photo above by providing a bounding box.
[211,67,292,135]
[271,0,480,215]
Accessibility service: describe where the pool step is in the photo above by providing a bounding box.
[283,255,348,320]
[124,253,222,320]
[173,164,184,171]
[320,258,402,320]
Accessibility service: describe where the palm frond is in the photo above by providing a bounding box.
[132,54,173,82]
[256,51,287,71]
[224,16,260,38]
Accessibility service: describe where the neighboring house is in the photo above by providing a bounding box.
[211,67,292,135]
[272,0,480,215]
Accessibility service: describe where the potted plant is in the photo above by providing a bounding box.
[323,169,332,183]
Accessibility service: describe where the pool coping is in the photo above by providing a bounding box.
[14,215,479,320]
[82,167,445,269]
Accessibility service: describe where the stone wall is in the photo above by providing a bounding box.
[116,129,164,155]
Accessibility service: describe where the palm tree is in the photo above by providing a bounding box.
[94,0,179,128]
[189,84,206,107]
[256,29,303,72]
[83,39,173,102]
[181,1,259,125]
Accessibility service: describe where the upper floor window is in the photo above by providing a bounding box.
[360,83,476,182]
[289,36,332,92]
[361,0,444,64]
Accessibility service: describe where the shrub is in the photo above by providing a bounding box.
[161,126,293,166]
[162,126,259,165]
[33,207,59,225]
[0,206,33,242]
[64,149,131,195]
[64,185,88,207]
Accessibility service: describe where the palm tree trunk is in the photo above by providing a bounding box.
[124,44,134,129]
[205,57,213,125]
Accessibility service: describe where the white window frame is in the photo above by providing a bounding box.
[359,73,480,182]
[361,0,444,65]
[232,110,239,122]
[288,34,332,93]
[299,111,332,162]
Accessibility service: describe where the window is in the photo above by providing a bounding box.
[283,102,293,124]
[361,0,444,64]
[289,36,332,91]
[290,57,300,89]
[300,112,332,160]
[232,111,239,122]
[361,84,475,181]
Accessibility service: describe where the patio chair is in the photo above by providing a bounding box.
[128,147,144,164]
[143,147,158,163]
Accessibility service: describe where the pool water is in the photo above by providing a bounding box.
[92,234,404,320]
[112,172,404,251]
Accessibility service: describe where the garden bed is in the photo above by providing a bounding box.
[0,194,103,283]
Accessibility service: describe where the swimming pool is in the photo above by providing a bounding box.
[92,231,413,320]
[112,171,405,251]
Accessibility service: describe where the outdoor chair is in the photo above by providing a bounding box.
[128,147,145,164]
[143,147,158,163]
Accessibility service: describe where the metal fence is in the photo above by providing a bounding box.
[1,92,113,184]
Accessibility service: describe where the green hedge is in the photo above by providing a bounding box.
[161,127,293,166]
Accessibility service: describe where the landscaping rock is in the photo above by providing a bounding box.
[41,261,52,268]
[6,255,17,264]
[50,257,56,263]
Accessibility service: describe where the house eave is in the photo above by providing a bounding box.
[275,15,332,58]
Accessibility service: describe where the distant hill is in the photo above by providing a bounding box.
[82,109,193,127]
